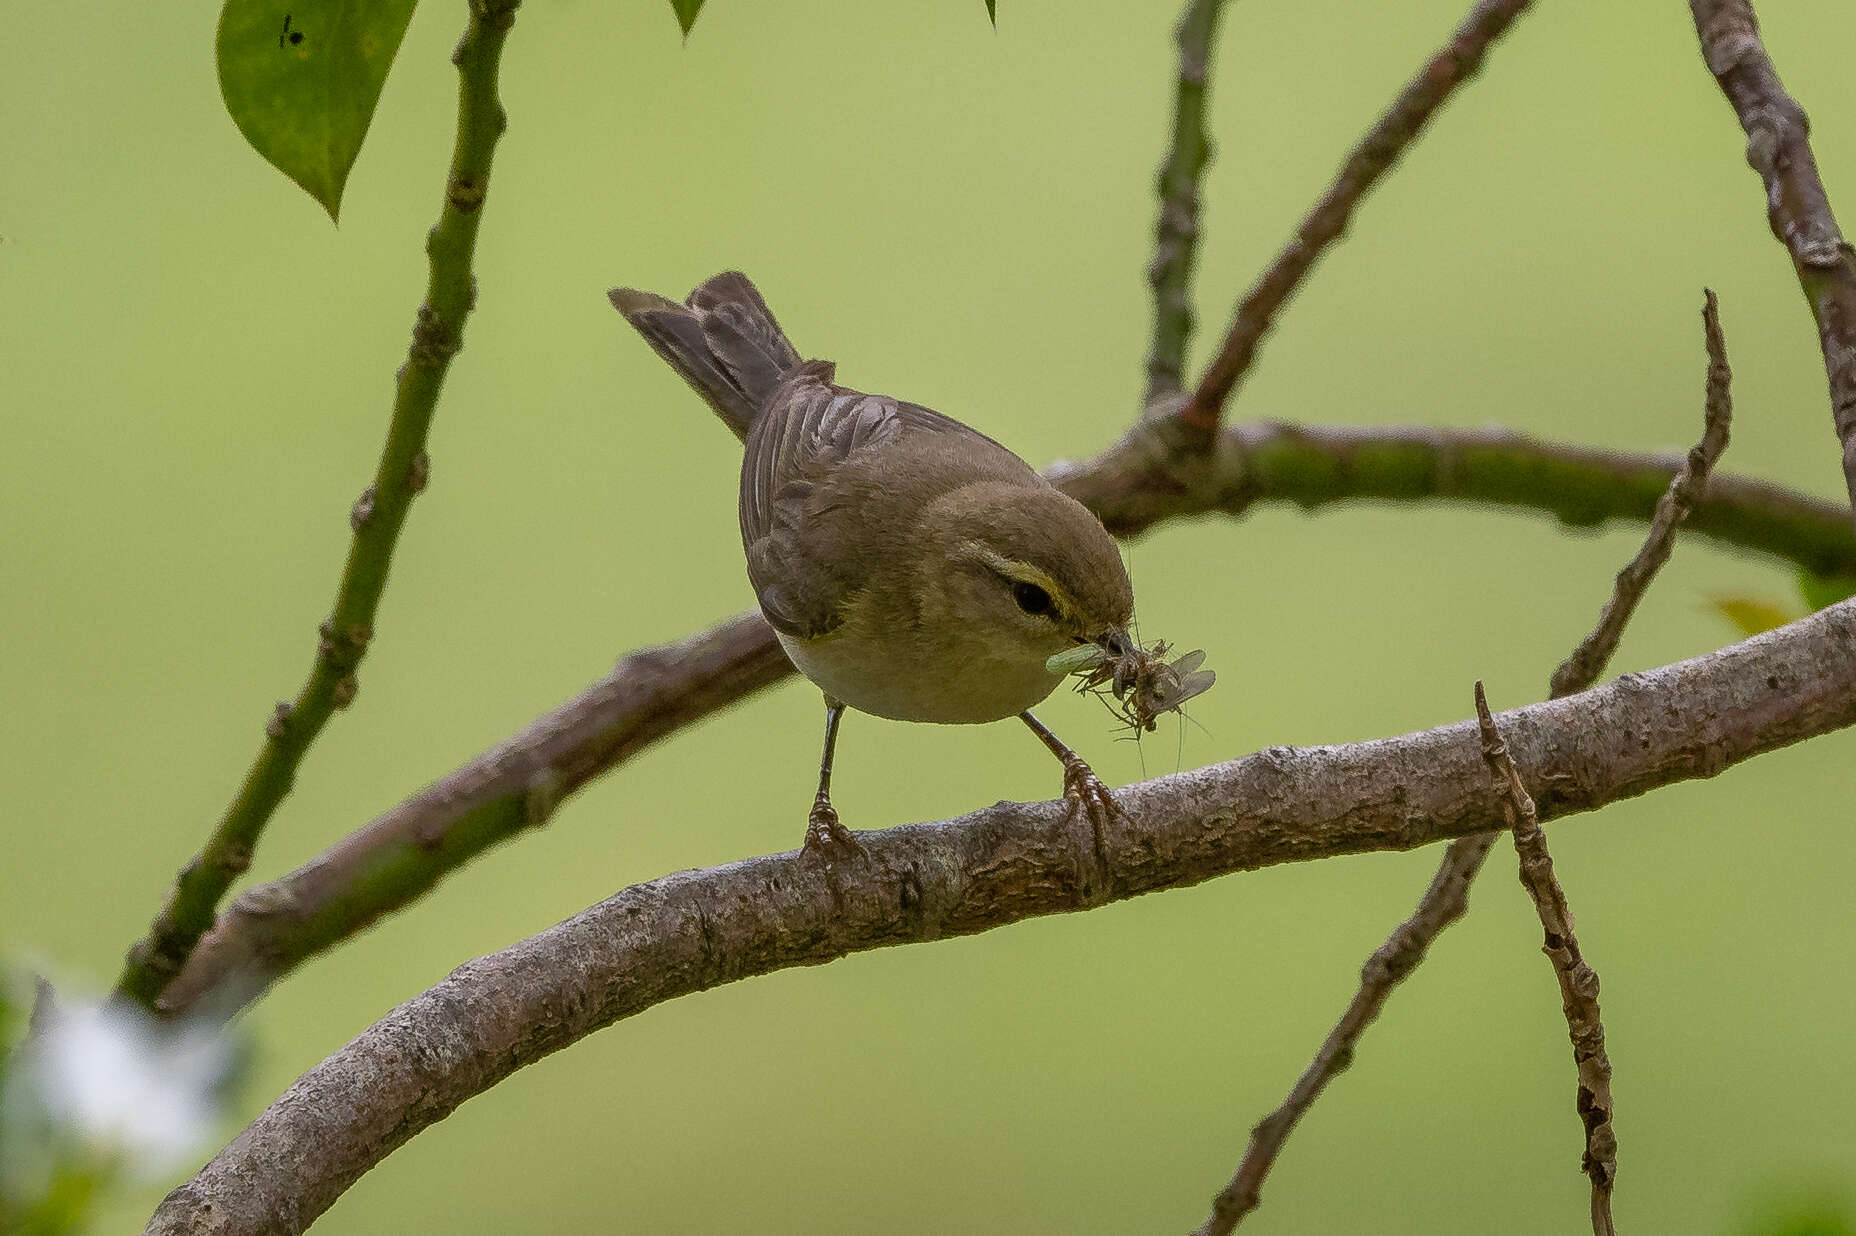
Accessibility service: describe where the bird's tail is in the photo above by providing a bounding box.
[609,271,804,441]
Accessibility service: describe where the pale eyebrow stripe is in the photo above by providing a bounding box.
[961,543,1078,622]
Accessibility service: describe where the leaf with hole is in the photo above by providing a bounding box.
[216,0,421,221]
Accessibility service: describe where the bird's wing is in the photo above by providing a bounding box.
[739,363,1002,640]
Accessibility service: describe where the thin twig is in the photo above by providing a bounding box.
[142,594,1856,1236]
[161,420,1846,1019]
[1199,296,1736,1231]
[1177,0,1535,438]
[1552,290,1734,695]
[1690,0,1856,519]
[1474,682,1618,1235]
[112,0,525,1012]
[158,614,789,1014]
[1143,0,1228,409]
[1191,828,1497,1235]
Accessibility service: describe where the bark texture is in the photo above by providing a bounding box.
[145,597,1856,1236]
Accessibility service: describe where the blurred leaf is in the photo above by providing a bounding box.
[1709,593,1803,637]
[1740,1202,1854,1236]
[19,1167,103,1236]
[671,0,703,36]
[985,0,997,25]
[0,970,16,1055]
[1798,567,1856,612]
[215,0,421,221]
[0,973,14,1146]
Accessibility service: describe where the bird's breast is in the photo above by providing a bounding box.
[776,623,1061,725]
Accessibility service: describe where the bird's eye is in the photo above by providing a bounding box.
[1012,581,1053,616]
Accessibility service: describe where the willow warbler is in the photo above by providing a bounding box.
[611,272,1135,850]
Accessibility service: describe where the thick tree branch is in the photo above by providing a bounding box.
[1690,0,1856,518]
[158,615,790,1015]
[1143,0,1228,408]
[1475,682,1618,1235]
[113,0,524,1011]
[1198,294,1735,1232]
[1061,421,1855,575]
[1177,0,1535,439]
[145,597,1856,1236]
[159,422,1856,1018]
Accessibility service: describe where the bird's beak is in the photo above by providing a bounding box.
[1096,628,1133,659]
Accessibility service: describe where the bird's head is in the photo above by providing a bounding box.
[917,482,1135,672]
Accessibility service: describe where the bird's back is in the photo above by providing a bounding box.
[741,363,1040,641]
[611,270,1050,643]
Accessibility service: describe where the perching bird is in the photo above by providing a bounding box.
[610,272,1135,851]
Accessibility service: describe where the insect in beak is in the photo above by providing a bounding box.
[1045,633,1217,733]
[1046,643,1106,676]
[1097,628,1133,659]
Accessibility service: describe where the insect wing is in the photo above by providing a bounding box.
[1166,668,1217,709]
[1168,648,1206,677]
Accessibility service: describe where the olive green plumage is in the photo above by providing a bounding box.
[610,271,1135,846]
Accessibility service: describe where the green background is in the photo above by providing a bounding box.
[4,0,1854,1231]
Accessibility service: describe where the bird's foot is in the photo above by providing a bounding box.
[1060,756,1129,829]
[802,794,863,858]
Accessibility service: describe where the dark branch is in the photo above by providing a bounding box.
[1177,0,1536,439]
[1200,296,1736,1231]
[1690,0,1856,518]
[161,420,1856,1019]
[1475,683,1618,1235]
[144,597,1856,1235]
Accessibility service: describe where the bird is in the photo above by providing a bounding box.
[610,271,1136,852]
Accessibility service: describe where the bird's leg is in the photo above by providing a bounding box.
[804,697,861,854]
[1019,710,1126,825]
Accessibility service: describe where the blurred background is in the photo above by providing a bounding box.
[4,0,1854,1231]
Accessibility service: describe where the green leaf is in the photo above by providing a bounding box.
[216,0,421,221]
[1798,567,1856,612]
[671,0,703,36]
[1708,593,1802,637]
[985,0,997,25]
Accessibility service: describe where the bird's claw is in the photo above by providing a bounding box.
[803,795,863,857]
[1061,756,1128,828]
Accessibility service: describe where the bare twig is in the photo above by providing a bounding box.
[1144,0,1228,409]
[143,595,1856,1236]
[157,615,789,1015]
[1474,682,1618,1235]
[1552,291,1734,695]
[1191,828,1496,1235]
[161,421,1851,1019]
[1177,0,1536,438]
[1199,298,1736,1231]
[112,0,525,1011]
[1690,0,1856,519]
